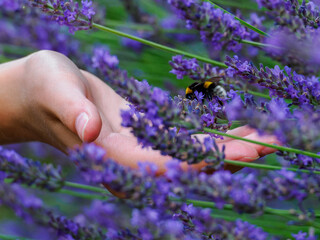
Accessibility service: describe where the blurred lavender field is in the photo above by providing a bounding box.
[1,0,320,239]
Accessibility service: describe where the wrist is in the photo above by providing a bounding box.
[0,56,34,144]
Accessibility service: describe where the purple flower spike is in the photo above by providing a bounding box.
[292,231,317,240]
[265,27,320,75]
[225,55,320,107]
[0,182,104,239]
[166,0,249,52]
[0,146,64,191]
[29,0,96,33]
[256,0,320,32]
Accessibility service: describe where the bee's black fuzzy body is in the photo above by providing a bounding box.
[185,80,227,100]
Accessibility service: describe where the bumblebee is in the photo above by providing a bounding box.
[185,77,227,100]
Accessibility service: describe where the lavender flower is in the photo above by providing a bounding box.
[0,0,25,11]
[122,36,144,53]
[120,0,197,53]
[83,200,128,232]
[169,55,242,90]
[2,142,318,239]
[0,183,43,220]
[225,55,320,106]
[245,13,266,57]
[70,144,320,218]
[0,3,87,68]
[292,231,317,240]
[265,27,320,75]
[161,16,198,43]
[254,1,320,74]
[7,142,68,163]
[121,100,224,166]
[0,171,6,181]
[120,0,156,24]
[0,15,80,56]
[0,146,64,191]
[256,0,320,31]
[174,204,269,240]
[166,0,249,52]
[173,95,230,134]
[0,182,104,239]
[170,55,218,81]
[70,143,319,237]
[92,46,119,69]
[82,200,269,239]
[29,0,95,33]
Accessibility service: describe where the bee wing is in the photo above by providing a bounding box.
[189,82,203,89]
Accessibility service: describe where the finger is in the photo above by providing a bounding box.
[186,132,262,172]
[237,131,280,157]
[223,140,260,161]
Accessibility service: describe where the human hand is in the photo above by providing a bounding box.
[0,50,102,151]
[0,50,278,174]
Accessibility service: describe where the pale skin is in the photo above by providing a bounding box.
[0,50,279,175]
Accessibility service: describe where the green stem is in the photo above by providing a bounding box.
[0,234,33,240]
[105,20,273,48]
[58,189,107,200]
[105,20,273,49]
[206,0,269,37]
[0,55,12,63]
[310,220,320,229]
[224,159,320,175]
[240,39,279,49]
[106,19,195,34]
[65,181,107,194]
[106,19,153,31]
[177,198,320,218]
[206,0,260,11]
[4,178,108,199]
[92,23,227,68]
[62,182,320,222]
[247,90,292,105]
[0,44,34,56]
[205,128,320,160]
[246,90,271,99]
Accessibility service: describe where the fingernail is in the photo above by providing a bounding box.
[76,112,89,141]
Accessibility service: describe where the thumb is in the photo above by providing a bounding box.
[73,98,102,142]
[44,87,102,143]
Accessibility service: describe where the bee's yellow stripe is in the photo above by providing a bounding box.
[203,81,213,89]
[186,87,193,95]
